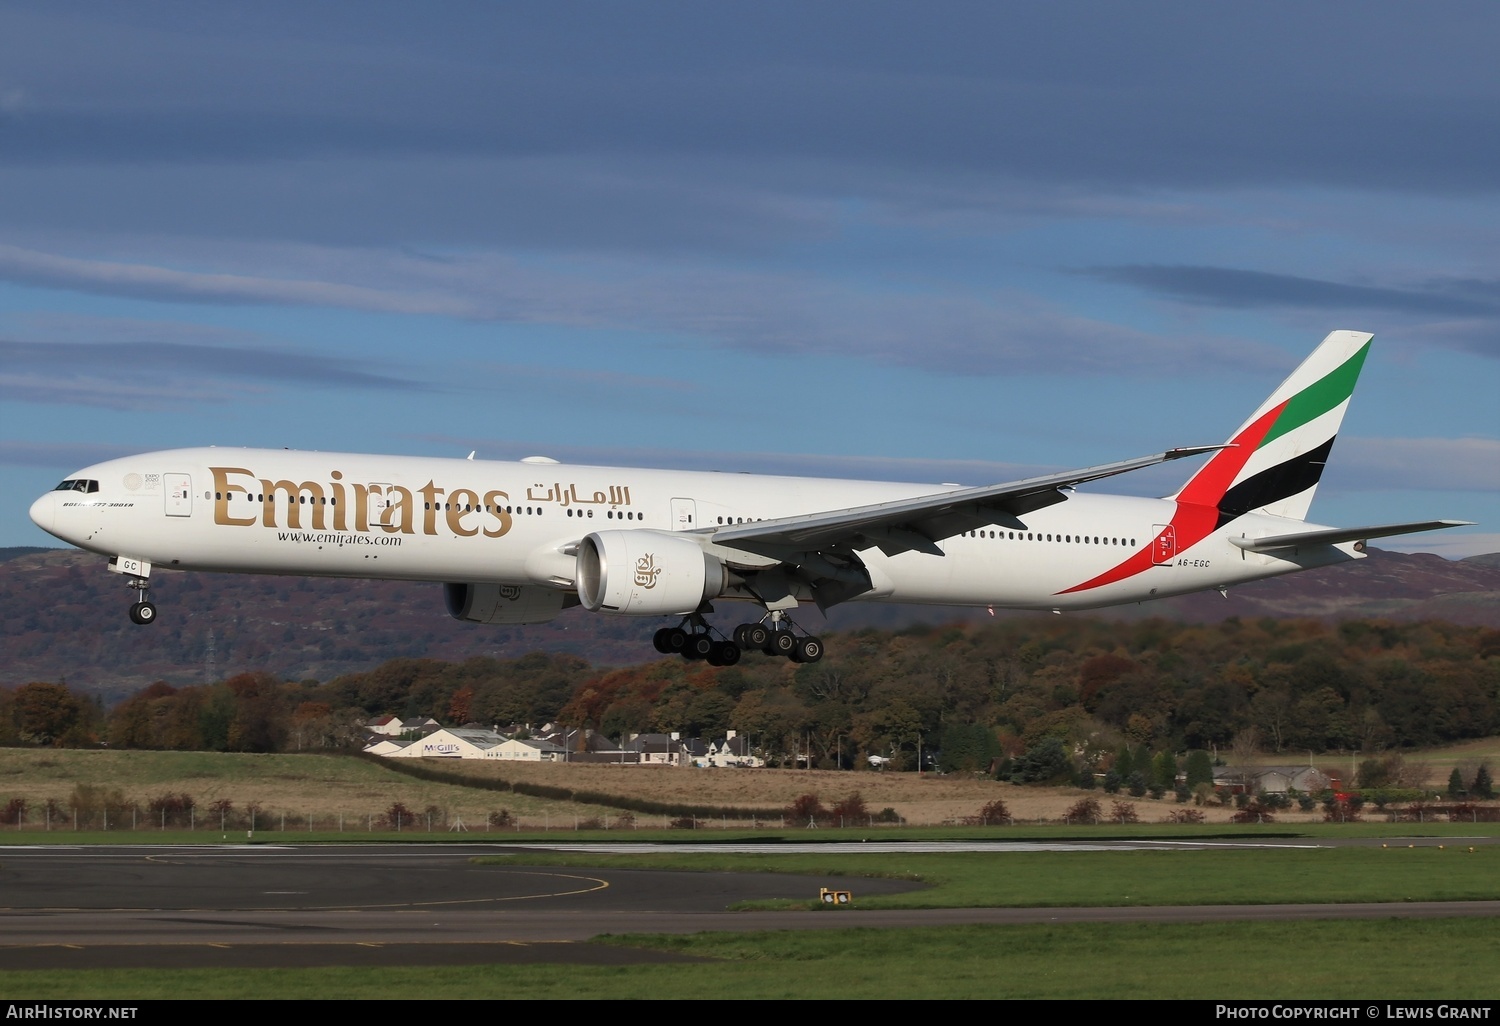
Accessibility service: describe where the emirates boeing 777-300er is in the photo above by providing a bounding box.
[29,331,1471,665]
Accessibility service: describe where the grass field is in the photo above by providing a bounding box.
[476,844,1500,909]
[2,743,1499,999]
[2,920,1498,999]
[5,744,1495,830]
[0,747,634,828]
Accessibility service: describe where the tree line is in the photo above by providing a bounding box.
[2,617,1496,769]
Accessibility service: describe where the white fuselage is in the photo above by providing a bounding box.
[28,446,1360,613]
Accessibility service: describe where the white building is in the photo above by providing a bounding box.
[491,737,566,761]
[381,727,506,759]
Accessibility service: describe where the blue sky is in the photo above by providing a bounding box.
[1,2,1496,555]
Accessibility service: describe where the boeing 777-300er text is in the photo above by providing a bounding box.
[29,330,1472,665]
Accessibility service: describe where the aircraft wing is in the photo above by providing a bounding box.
[710,445,1226,561]
[1228,519,1474,552]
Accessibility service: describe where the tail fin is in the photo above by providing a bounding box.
[1172,330,1372,525]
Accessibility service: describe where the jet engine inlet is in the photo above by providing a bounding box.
[576,530,725,615]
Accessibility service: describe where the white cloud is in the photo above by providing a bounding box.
[1333,437,1500,493]
[0,240,1289,378]
[0,243,480,316]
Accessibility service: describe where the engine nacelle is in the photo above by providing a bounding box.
[576,530,724,615]
[444,582,571,625]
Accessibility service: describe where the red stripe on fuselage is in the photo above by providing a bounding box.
[1056,402,1285,595]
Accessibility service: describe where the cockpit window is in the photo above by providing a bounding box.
[53,480,99,493]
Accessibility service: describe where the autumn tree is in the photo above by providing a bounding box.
[14,682,84,745]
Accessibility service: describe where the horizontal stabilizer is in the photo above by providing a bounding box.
[1228,519,1474,552]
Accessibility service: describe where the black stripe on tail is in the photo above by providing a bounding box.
[1215,438,1335,529]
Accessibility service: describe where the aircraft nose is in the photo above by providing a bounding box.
[29,491,55,535]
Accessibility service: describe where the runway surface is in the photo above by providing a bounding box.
[2,840,1497,969]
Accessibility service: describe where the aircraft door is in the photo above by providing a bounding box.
[670,498,697,532]
[1151,524,1176,565]
[165,474,192,517]
[369,483,395,530]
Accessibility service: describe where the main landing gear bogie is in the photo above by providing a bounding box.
[739,613,823,663]
[656,615,823,665]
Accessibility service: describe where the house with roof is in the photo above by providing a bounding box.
[1215,765,1330,794]
[365,714,404,737]
[623,732,693,766]
[696,731,762,768]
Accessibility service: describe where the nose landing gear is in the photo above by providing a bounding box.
[126,577,157,626]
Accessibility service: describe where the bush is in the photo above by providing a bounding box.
[1322,798,1363,823]
[976,799,1011,825]
[670,816,697,829]
[68,784,133,829]
[576,817,603,831]
[1165,808,1206,823]
[487,809,514,828]
[1110,801,1139,824]
[382,801,416,830]
[1231,800,1275,824]
[611,811,635,829]
[0,798,26,825]
[1064,797,1101,824]
[146,793,196,827]
[829,792,868,825]
[1102,770,1121,794]
[785,793,827,826]
[873,807,903,824]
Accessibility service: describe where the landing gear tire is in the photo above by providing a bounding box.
[745,624,770,648]
[653,627,675,653]
[683,633,715,660]
[768,631,797,657]
[129,601,157,626]
[793,636,823,663]
[665,627,689,653]
[710,640,741,666]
